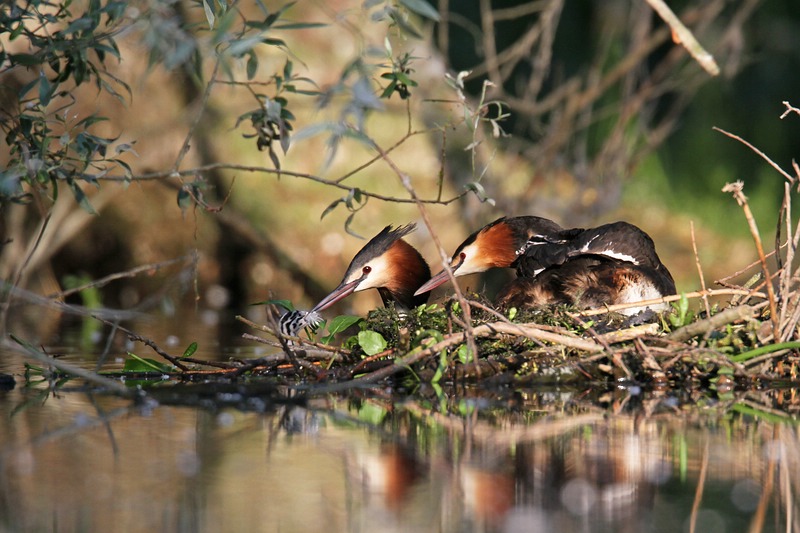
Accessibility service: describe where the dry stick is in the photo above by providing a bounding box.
[779,182,798,341]
[368,138,480,367]
[690,221,712,318]
[780,181,800,341]
[100,319,191,373]
[644,0,720,76]
[81,164,468,206]
[45,256,192,301]
[351,321,604,384]
[723,181,780,341]
[172,52,221,173]
[780,101,800,119]
[714,127,795,182]
[10,335,136,398]
[0,212,52,331]
[667,305,755,343]
[716,248,780,285]
[598,323,661,344]
[570,288,765,318]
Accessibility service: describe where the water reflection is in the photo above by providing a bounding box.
[1,369,798,533]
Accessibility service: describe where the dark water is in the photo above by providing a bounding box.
[1,311,798,533]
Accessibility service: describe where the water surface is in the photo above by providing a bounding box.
[1,314,798,533]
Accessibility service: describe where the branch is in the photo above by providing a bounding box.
[722,181,780,341]
[644,0,720,76]
[570,288,767,318]
[75,164,468,206]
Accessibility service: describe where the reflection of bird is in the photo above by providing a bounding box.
[415,217,676,315]
[312,224,432,314]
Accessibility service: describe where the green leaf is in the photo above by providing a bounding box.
[344,212,364,238]
[322,315,362,344]
[38,72,54,107]
[399,0,440,21]
[272,22,328,30]
[358,330,387,356]
[356,402,387,424]
[177,187,192,212]
[320,197,343,219]
[182,342,198,359]
[67,180,97,214]
[456,344,473,364]
[202,0,216,29]
[123,353,172,373]
[327,315,362,334]
[254,299,294,311]
[246,50,258,80]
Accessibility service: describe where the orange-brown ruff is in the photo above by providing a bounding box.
[377,238,431,310]
[312,224,431,314]
[471,222,518,270]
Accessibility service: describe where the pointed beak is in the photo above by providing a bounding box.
[414,267,457,297]
[311,279,360,313]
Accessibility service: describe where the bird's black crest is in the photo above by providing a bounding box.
[344,223,417,274]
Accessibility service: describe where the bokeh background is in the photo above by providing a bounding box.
[3,0,800,328]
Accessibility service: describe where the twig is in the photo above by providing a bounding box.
[690,221,711,317]
[644,0,720,76]
[780,101,800,120]
[479,322,604,352]
[597,323,661,344]
[10,334,137,398]
[71,164,468,206]
[45,256,192,301]
[571,288,766,318]
[714,127,795,182]
[722,181,780,341]
[351,319,605,384]
[668,305,754,343]
[1,211,52,331]
[236,315,349,354]
[369,139,480,368]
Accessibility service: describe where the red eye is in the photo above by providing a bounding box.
[459,252,466,260]
[363,266,372,274]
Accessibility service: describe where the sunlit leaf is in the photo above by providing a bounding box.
[322,315,362,344]
[246,50,258,79]
[253,298,295,311]
[67,180,97,215]
[177,187,192,212]
[38,72,53,107]
[202,0,216,29]
[182,342,198,359]
[344,213,364,238]
[273,22,328,30]
[123,353,172,373]
[320,197,343,220]
[358,330,387,356]
[356,402,387,424]
[399,0,440,21]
